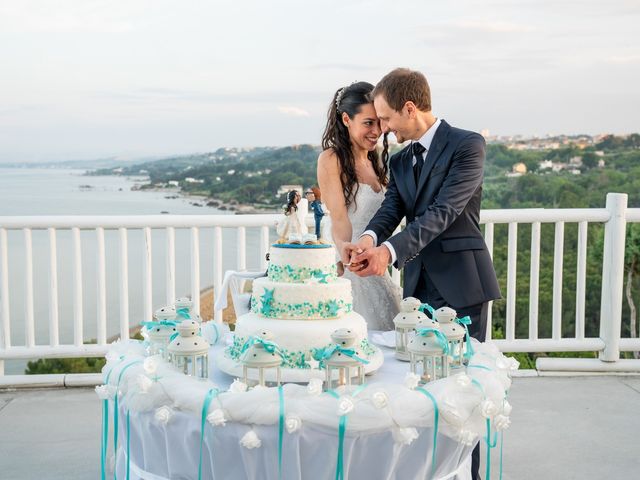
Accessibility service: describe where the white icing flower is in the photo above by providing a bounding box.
[502,400,512,416]
[455,429,476,446]
[371,391,389,409]
[440,398,464,427]
[95,384,112,400]
[307,377,323,396]
[240,430,262,449]
[285,414,302,433]
[143,356,159,375]
[337,396,355,416]
[207,409,226,427]
[154,406,173,425]
[229,379,248,393]
[404,372,421,390]
[494,414,511,431]
[392,427,419,445]
[454,372,471,387]
[480,399,499,418]
[136,374,153,393]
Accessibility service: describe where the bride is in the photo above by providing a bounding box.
[317,81,401,331]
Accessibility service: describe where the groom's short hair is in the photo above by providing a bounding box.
[372,68,431,112]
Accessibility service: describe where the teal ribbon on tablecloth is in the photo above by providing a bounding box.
[198,388,219,480]
[100,356,125,480]
[111,359,143,480]
[312,344,370,369]
[325,384,368,480]
[415,328,450,355]
[278,385,285,480]
[416,386,439,480]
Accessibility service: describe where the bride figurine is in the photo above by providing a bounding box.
[277,190,303,243]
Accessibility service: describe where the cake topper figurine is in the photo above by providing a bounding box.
[276,190,303,243]
[305,187,325,239]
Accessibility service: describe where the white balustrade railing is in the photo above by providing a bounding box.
[0,193,639,377]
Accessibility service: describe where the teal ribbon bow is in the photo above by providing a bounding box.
[454,315,475,359]
[140,319,179,329]
[415,328,450,355]
[419,303,435,316]
[176,307,191,319]
[312,344,370,369]
[240,336,285,359]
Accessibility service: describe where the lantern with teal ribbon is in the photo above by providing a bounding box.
[142,306,180,359]
[433,307,467,369]
[168,320,210,379]
[322,328,369,390]
[408,328,450,383]
[393,297,429,361]
[239,330,284,386]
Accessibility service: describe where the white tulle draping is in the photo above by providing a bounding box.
[101,334,516,480]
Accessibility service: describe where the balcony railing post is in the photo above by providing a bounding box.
[599,193,628,362]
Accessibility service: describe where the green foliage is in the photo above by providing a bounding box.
[26,356,106,374]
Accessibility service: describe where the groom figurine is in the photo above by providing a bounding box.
[344,68,501,479]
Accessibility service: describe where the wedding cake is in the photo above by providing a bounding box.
[217,241,384,381]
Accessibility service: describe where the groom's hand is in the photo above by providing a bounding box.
[352,245,391,277]
[344,235,375,270]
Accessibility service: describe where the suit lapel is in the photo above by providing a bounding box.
[416,120,450,196]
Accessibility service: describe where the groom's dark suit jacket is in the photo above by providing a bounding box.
[366,120,501,309]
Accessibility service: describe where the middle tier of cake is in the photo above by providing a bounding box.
[250,277,352,320]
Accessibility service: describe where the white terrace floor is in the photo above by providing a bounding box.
[1,374,638,480]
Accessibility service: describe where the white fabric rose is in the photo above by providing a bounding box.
[455,429,476,446]
[240,430,262,449]
[494,414,511,431]
[229,379,248,393]
[207,409,226,427]
[143,356,159,375]
[337,396,355,416]
[392,427,419,445]
[404,372,421,390]
[285,414,302,433]
[371,391,389,409]
[154,406,173,425]
[507,357,520,371]
[136,374,153,393]
[95,384,112,400]
[307,377,323,396]
[454,373,471,387]
[105,351,121,364]
[502,400,513,416]
[480,399,499,419]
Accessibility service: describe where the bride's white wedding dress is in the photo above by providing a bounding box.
[338,183,402,331]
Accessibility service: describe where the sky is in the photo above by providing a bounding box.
[0,0,638,163]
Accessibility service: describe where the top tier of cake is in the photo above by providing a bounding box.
[267,244,338,284]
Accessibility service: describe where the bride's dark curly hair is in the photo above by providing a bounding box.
[321,81,388,209]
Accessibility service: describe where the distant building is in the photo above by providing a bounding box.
[168,180,180,187]
[185,177,204,184]
[513,162,527,174]
[569,156,583,167]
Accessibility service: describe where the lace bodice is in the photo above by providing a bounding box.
[347,183,385,242]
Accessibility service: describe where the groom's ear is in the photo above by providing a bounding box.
[404,101,417,119]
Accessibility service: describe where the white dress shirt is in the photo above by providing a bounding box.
[362,118,442,265]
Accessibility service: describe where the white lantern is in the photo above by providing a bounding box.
[393,298,430,361]
[407,328,449,383]
[239,330,283,387]
[168,320,210,379]
[144,306,179,360]
[433,307,466,369]
[324,328,367,390]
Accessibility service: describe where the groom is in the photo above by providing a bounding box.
[344,68,501,479]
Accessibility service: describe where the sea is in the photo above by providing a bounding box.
[0,167,267,374]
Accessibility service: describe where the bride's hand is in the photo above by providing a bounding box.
[352,245,391,277]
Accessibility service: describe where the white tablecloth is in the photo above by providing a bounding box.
[114,338,474,480]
